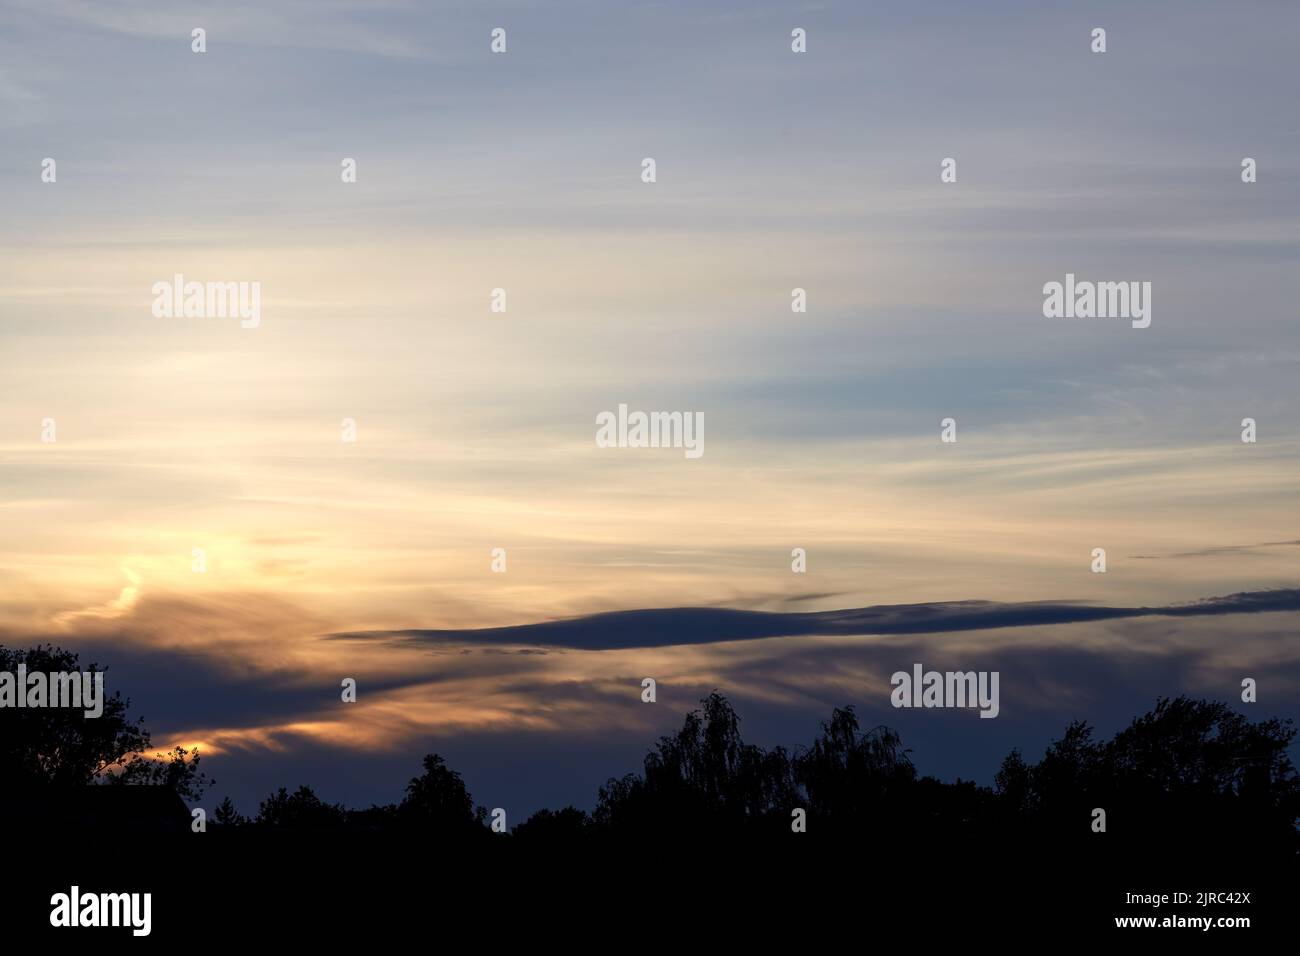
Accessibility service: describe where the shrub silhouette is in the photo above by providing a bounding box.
[513,806,591,842]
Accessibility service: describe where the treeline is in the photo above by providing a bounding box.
[215,692,1299,852]
[4,645,1297,851]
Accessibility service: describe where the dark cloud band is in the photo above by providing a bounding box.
[332,588,1300,651]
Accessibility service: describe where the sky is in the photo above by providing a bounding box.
[1,0,1298,818]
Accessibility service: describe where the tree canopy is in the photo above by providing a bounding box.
[0,644,209,799]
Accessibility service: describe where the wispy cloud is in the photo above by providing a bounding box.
[2,0,435,58]
[1131,540,1300,560]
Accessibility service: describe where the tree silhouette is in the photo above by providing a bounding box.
[514,806,591,841]
[595,691,795,834]
[214,796,246,827]
[256,786,347,828]
[0,643,209,797]
[793,705,914,830]
[995,695,1299,850]
[6,640,1295,856]
[113,744,211,801]
[397,754,488,834]
[591,691,1297,851]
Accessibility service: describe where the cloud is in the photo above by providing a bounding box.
[3,0,435,59]
[51,567,141,625]
[5,586,1297,816]
[1131,540,1300,560]
[332,588,1300,651]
